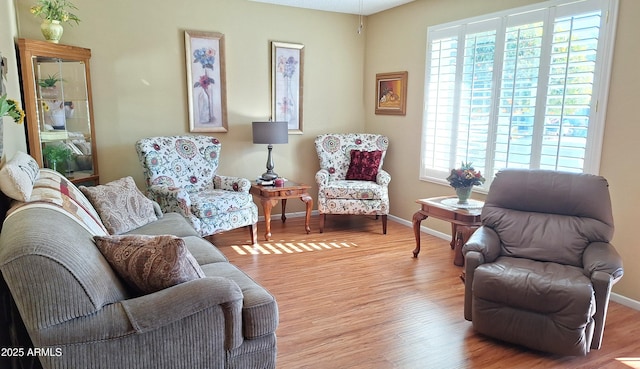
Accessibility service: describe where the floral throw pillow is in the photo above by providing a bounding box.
[94,234,205,294]
[80,176,157,234]
[345,150,382,182]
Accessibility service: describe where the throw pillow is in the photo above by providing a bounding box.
[80,176,157,234]
[0,151,40,201]
[345,150,382,181]
[94,234,205,294]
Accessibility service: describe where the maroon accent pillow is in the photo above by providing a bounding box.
[94,234,205,294]
[345,150,382,181]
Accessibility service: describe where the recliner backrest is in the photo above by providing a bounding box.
[482,169,614,267]
[136,135,221,193]
[315,133,389,181]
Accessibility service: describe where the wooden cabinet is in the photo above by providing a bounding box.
[16,38,98,185]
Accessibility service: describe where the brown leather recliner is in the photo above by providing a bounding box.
[462,169,623,356]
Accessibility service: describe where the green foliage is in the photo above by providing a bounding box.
[30,0,80,25]
[38,73,64,88]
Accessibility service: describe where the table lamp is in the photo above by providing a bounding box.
[252,121,288,181]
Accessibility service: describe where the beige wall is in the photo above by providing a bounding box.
[365,0,640,302]
[9,0,639,302]
[0,0,27,159]
[14,0,367,215]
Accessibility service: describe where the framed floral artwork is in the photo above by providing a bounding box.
[185,30,228,132]
[271,41,304,134]
[375,71,408,116]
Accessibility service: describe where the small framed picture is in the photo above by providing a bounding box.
[185,30,228,132]
[271,41,304,134]
[375,71,408,116]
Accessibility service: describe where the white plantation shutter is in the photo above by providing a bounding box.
[420,0,618,189]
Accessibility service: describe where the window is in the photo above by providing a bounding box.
[420,0,618,189]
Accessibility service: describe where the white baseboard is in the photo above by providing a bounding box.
[388,215,640,311]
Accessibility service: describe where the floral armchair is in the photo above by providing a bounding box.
[136,135,257,242]
[315,133,390,234]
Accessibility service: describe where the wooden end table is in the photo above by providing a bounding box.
[250,181,313,241]
[412,196,483,266]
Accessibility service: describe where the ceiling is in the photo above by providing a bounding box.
[248,0,415,16]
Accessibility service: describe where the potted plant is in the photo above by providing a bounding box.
[30,0,81,43]
[446,162,485,204]
[38,73,64,88]
[42,144,74,173]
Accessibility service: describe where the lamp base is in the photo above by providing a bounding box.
[259,171,278,181]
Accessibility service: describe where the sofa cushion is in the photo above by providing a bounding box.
[0,151,40,201]
[80,176,158,234]
[345,150,382,181]
[94,234,205,294]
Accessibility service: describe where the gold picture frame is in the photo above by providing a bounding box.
[375,71,408,116]
[185,30,228,132]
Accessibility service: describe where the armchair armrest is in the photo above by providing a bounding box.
[315,169,330,186]
[147,184,192,216]
[376,169,391,186]
[214,175,251,192]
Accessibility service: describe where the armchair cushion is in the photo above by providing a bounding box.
[94,234,205,295]
[321,180,385,200]
[346,150,382,181]
[80,176,158,234]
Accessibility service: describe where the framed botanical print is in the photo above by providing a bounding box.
[271,41,304,134]
[185,30,228,132]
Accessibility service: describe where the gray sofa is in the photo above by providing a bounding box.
[0,170,278,369]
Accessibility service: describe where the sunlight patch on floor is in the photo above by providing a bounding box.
[617,358,640,368]
[231,241,358,255]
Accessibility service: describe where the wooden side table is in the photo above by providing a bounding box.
[412,196,483,266]
[250,181,313,241]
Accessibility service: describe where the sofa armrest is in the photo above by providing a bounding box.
[147,184,192,216]
[376,169,391,186]
[462,226,501,263]
[122,277,244,349]
[214,175,251,192]
[315,169,329,186]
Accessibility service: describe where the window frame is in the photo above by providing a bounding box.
[419,0,619,191]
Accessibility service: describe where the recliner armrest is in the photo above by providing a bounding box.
[462,226,501,263]
[214,175,251,192]
[583,241,624,280]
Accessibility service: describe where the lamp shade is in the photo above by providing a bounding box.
[252,121,289,144]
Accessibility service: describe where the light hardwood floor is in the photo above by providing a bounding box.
[208,215,640,369]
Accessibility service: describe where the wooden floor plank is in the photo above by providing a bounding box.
[208,215,640,369]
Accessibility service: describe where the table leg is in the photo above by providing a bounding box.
[281,199,287,223]
[450,223,456,249]
[453,225,479,266]
[260,198,279,241]
[412,211,429,257]
[299,194,313,234]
